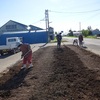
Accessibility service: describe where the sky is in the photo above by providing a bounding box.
[0,0,100,33]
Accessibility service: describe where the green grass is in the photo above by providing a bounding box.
[50,40,57,43]
[64,35,97,39]
[50,38,68,43]
[86,35,97,38]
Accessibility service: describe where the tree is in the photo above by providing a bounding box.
[87,26,92,35]
[68,29,73,36]
[88,31,92,35]
[87,26,92,31]
[82,30,89,37]
[55,32,57,35]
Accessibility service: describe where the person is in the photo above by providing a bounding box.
[18,43,33,69]
[78,34,83,46]
[73,39,78,46]
[56,31,63,48]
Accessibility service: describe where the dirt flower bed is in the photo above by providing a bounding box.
[0,45,100,100]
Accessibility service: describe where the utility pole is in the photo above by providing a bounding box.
[79,22,81,31]
[45,9,49,31]
[45,9,50,42]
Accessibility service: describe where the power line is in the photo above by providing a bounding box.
[83,12,100,22]
[30,18,45,25]
[49,8,100,14]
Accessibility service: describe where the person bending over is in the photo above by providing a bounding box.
[18,43,33,69]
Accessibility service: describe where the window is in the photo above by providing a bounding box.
[8,38,16,42]
[6,25,17,30]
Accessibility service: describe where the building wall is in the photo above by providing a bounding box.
[0,31,48,45]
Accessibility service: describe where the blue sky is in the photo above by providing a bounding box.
[0,0,100,32]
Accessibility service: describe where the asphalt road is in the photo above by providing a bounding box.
[63,37,100,55]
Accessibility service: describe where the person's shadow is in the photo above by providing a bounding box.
[0,68,32,91]
[0,53,13,59]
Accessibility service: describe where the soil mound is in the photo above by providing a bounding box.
[0,45,100,100]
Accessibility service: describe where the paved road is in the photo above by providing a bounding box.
[63,37,100,56]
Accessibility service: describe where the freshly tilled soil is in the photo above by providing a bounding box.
[0,45,100,100]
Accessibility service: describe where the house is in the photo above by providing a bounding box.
[29,25,44,32]
[73,31,82,37]
[0,20,50,44]
[92,29,100,35]
[0,20,44,34]
[0,20,28,34]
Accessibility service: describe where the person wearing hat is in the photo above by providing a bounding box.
[18,43,33,69]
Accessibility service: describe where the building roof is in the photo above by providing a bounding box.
[0,20,44,34]
[10,20,28,27]
[0,20,28,30]
[29,25,44,31]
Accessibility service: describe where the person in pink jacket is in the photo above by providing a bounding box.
[18,43,33,69]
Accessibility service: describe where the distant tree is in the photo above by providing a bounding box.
[55,32,57,35]
[87,26,92,31]
[68,29,73,36]
[88,30,92,35]
[87,26,92,35]
[82,30,89,37]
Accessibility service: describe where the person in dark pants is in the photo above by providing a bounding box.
[56,31,63,48]
[78,34,83,46]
